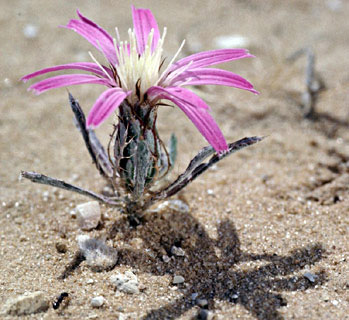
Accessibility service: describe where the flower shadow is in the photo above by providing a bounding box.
[108,209,326,320]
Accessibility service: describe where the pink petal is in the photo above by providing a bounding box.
[28,74,110,95]
[131,5,160,54]
[63,10,117,65]
[170,68,259,94]
[21,62,113,82]
[87,88,131,128]
[147,86,228,152]
[149,86,209,110]
[169,49,253,73]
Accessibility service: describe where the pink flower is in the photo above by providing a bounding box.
[22,6,258,152]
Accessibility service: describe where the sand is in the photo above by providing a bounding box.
[1,0,348,319]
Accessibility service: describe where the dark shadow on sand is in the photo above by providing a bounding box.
[106,209,326,320]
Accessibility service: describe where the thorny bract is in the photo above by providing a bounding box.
[21,6,262,221]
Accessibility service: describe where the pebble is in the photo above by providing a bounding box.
[171,246,185,257]
[77,235,118,271]
[42,191,49,202]
[3,78,12,88]
[304,271,317,283]
[118,313,126,320]
[23,24,39,38]
[196,299,208,307]
[213,34,250,49]
[76,201,101,230]
[207,189,214,196]
[162,255,171,263]
[90,296,105,308]
[231,293,239,300]
[69,209,77,218]
[197,308,214,320]
[191,292,199,300]
[110,271,139,294]
[154,200,189,214]
[55,242,68,254]
[173,275,185,284]
[2,291,49,315]
[332,300,339,306]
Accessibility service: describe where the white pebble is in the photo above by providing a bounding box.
[214,35,250,49]
[76,201,101,230]
[77,235,118,271]
[110,271,139,294]
[207,189,214,196]
[304,271,316,283]
[2,291,49,315]
[162,255,171,263]
[90,296,105,308]
[171,246,185,257]
[197,298,208,307]
[23,24,39,38]
[173,275,185,284]
[154,200,189,214]
[69,209,77,218]
[4,78,12,87]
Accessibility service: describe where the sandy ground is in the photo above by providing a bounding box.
[1,0,349,319]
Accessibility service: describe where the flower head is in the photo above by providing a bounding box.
[22,6,258,152]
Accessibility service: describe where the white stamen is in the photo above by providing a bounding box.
[88,51,113,83]
[157,39,185,85]
[115,27,120,43]
[113,40,127,89]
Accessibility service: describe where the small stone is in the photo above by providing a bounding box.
[3,78,12,88]
[129,237,143,249]
[76,201,101,230]
[214,34,250,49]
[90,296,105,308]
[231,293,239,300]
[171,246,185,257]
[58,193,65,200]
[110,271,139,294]
[69,210,77,218]
[322,294,330,302]
[23,24,39,38]
[77,235,118,271]
[207,189,214,196]
[55,242,67,254]
[196,299,208,307]
[162,255,171,263]
[155,200,189,214]
[3,291,49,315]
[42,191,49,202]
[191,293,199,300]
[118,313,126,320]
[304,272,317,283]
[332,300,339,306]
[197,308,214,320]
[173,275,185,284]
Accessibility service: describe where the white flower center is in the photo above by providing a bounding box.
[115,28,167,104]
[91,27,187,105]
